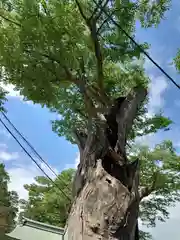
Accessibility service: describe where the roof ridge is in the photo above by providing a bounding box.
[22,217,64,234]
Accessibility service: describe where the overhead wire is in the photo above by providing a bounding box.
[0,116,71,202]
[1,112,71,191]
[92,0,180,90]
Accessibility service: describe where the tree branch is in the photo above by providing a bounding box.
[75,0,105,94]
[26,49,102,120]
[75,0,88,23]
[89,19,104,90]
[0,10,21,27]
[72,130,87,152]
[139,172,158,201]
[116,87,147,161]
[24,49,83,87]
[89,0,104,21]
[94,0,110,21]
[0,8,82,88]
[97,8,117,34]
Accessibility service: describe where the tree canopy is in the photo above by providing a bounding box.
[19,141,180,239]
[132,140,180,238]
[19,168,75,228]
[0,0,171,143]
[0,1,176,239]
[0,163,19,233]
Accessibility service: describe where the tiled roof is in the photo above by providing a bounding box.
[6,218,65,240]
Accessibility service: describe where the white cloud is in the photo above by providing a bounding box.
[0,128,11,139]
[144,202,180,240]
[64,152,80,170]
[8,160,59,200]
[0,143,8,149]
[148,75,168,116]
[144,58,155,72]
[0,143,59,199]
[74,153,80,168]
[174,141,180,149]
[0,83,23,99]
[0,82,33,105]
[0,150,19,161]
[8,164,40,200]
[134,75,169,147]
[167,58,176,72]
[135,133,155,147]
[40,161,58,180]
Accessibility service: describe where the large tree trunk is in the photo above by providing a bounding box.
[68,87,147,240]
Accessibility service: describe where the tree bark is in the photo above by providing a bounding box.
[68,87,147,240]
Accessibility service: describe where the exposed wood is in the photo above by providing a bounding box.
[68,158,140,240]
[68,87,147,239]
[116,87,147,161]
[72,130,87,152]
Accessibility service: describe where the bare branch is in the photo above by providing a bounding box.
[75,0,88,23]
[75,1,105,93]
[79,56,86,77]
[89,0,104,21]
[26,50,102,120]
[116,87,147,161]
[97,8,117,34]
[72,130,87,152]
[87,87,108,109]
[94,0,110,21]
[89,19,104,90]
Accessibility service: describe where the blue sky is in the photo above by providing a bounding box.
[0,0,180,239]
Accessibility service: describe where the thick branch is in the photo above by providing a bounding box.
[72,130,87,153]
[116,87,147,161]
[89,19,104,90]
[75,0,88,22]
[75,0,105,93]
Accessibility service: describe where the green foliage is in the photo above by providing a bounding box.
[129,140,180,239]
[139,230,152,240]
[0,163,19,232]
[137,0,171,28]
[20,141,180,239]
[128,109,172,141]
[19,168,75,227]
[173,49,180,73]
[0,84,7,112]
[0,0,171,142]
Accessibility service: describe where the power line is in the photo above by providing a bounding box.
[92,0,180,90]
[0,117,71,202]
[1,112,71,191]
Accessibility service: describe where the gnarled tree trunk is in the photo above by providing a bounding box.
[67,87,147,240]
